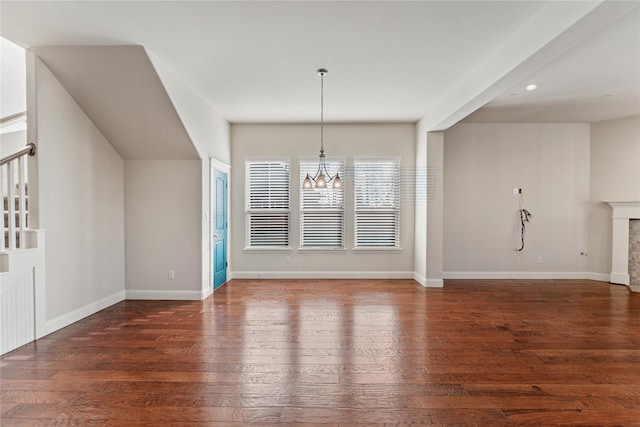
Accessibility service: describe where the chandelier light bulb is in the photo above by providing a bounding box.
[332,175,342,189]
[316,174,327,188]
[303,175,313,189]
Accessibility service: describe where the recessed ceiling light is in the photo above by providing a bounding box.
[523,84,541,92]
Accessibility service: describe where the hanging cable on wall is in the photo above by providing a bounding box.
[517,189,532,252]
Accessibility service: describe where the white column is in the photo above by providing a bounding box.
[413,128,444,288]
[426,131,444,287]
[610,216,630,285]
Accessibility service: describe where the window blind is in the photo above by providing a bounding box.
[245,160,290,247]
[354,158,400,248]
[300,158,345,248]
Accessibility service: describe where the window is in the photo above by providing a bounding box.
[245,160,290,248]
[300,158,345,248]
[354,158,400,248]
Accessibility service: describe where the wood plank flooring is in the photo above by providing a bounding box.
[1,279,639,426]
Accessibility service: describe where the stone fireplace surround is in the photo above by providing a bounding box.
[608,202,640,293]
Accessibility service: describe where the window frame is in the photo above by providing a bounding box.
[353,157,401,250]
[299,157,346,249]
[244,158,291,250]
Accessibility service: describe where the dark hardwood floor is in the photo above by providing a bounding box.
[1,279,639,426]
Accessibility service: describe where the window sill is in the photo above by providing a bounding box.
[244,247,293,252]
[352,247,402,252]
[298,247,348,253]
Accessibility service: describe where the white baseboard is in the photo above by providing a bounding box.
[413,272,444,288]
[585,272,611,282]
[125,289,204,300]
[426,278,444,287]
[231,271,414,280]
[45,290,125,337]
[202,287,213,299]
[610,272,630,285]
[443,271,610,282]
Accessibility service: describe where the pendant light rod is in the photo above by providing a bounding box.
[303,68,342,190]
[318,68,326,154]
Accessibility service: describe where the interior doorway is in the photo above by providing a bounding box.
[211,159,230,290]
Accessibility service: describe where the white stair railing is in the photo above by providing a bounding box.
[1,143,36,251]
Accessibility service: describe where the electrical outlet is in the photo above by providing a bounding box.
[513,187,522,195]
[537,256,542,264]
[168,270,175,279]
[285,255,291,264]
[516,256,521,264]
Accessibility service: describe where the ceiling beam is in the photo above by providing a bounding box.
[421,0,638,131]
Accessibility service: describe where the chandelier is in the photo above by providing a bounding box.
[302,68,342,189]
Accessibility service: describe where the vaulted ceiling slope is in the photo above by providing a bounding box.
[1,1,639,133]
[33,46,199,160]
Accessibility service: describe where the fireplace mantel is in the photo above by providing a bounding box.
[607,201,640,292]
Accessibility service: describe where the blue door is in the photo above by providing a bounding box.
[213,169,228,290]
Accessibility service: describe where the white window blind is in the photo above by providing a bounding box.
[354,158,400,248]
[245,160,290,247]
[300,158,345,248]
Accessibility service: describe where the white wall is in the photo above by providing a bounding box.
[590,116,640,202]
[149,52,230,165]
[443,123,591,277]
[1,38,26,143]
[34,56,125,324]
[231,123,416,277]
[149,52,231,295]
[125,160,203,299]
[1,38,26,118]
[0,130,27,156]
[588,115,640,274]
